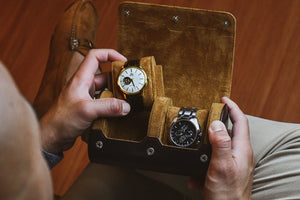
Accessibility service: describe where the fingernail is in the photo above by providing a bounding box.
[122,102,130,114]
[210,120,225,132]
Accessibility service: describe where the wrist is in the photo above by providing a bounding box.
[40,116,61,155]
[39,105,69,155]
[204,183,251,200]
[40,109,77,154]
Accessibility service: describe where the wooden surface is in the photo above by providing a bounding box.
[0,0,299,196]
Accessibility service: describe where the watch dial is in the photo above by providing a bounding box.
[118,67,146,94]
[170,120,197,147]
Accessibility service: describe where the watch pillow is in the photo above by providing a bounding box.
[111,56,164,110]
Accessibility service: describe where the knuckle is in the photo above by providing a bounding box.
[109,49,117,54]
[213,134,231,148]
[107,98,123,114]
[88,49,96,56]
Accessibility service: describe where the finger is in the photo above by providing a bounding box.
[208,120,232,162]
[221,97,252,161]
[221,97,250,143]
[94,73,107,91]
[84,98,131,119]
[76,49,127,84]
[221,97,246,124]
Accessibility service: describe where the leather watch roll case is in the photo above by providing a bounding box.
[86,2,235,178]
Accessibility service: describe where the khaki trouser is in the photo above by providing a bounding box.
[63,116,300,200]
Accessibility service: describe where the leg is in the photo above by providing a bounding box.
[61,163,184,200]
[248,116,300,199]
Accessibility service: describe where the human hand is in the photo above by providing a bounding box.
[39,49,130,154]
[188,97,254,200]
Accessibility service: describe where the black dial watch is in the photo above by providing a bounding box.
[169,107,202,147]
[117,60,147,111]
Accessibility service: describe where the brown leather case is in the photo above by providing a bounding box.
[87,2,235,178]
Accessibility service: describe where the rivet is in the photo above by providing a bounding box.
[124,10,130,16]
[200,154,208,162]
[223,20,229,26]
[96,140,103,149]
[146,147,155,156]
[172,15,179,22]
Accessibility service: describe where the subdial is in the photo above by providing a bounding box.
[123,77,132,85]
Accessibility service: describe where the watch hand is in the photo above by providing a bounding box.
[176,130,183,136]
[131,79,135,87]
[181,124,188,131]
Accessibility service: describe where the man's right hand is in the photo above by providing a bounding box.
[189,97,254,199]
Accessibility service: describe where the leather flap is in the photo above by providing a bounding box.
[118,2,235,109]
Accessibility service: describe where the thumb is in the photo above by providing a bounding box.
[208,120,232,161]
[84,98,131,119]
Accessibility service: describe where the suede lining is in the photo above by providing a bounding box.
[118,2,235,109]
[90,2,235,149]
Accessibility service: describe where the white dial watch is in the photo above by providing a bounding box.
[117,60,147,111]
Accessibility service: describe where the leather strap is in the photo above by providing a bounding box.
[124,60,140,68]
[123,60,144,112]
[126,93,144,112]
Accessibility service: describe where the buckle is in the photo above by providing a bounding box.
[69,38,94,50]
[70,37,79,50]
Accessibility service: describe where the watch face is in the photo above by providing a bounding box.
[170,120,197,147]
[118,66,147,95]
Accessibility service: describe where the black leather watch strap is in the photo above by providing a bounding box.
[124,60,140,68]
[126,93,144,112]
[122,59,144,112]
